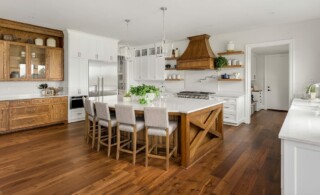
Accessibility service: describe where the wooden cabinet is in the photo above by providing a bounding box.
[47,48,63,80]
[0,18,64,81]
[0,101,9,132]
[0,41,5,80]
[0,97,67,133]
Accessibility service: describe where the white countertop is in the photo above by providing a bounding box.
[279,98,320,146]
[214,91,244,98]
[0,94,68,101]
[89,95,224,114]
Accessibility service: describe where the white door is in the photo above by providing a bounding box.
[265,54,289,110]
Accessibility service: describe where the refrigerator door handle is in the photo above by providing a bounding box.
[97,77,100,97]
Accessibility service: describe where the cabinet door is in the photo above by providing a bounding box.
[155,56,165,80]
[97,39,107,61]
[148,55,156,80]
[7,43,27,80]
[133,57,141,80]
[30,46,47,80]
[69,31,88,59]
[140,56,148,80]
[0,41,5,80]
[107,40,118,63]
[0,101,9,132]
[69,58,88,95]
[47,48,63,80]
[51,103,67,122]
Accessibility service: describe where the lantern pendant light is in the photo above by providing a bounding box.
[160,7,168,56]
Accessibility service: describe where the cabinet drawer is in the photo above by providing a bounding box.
[10,105,50,118]
[224,104,236,112]
[10,114,50,130]
[0,101,9,108]
[51,97,68,103]
[32,98,51,105]
[10,100,32,107]
[218,97,236,104]
[70,109,85,120]
[223,113,236,123]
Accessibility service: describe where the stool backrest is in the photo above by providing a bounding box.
[95,102,111,121]
[144,107,169,129]
[84,99,95,117]
[115,104,136,125]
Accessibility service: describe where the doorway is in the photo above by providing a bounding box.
[245,40,294,123]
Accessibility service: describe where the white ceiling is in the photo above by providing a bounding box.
[1,0,320,45]
[252,45,289,55]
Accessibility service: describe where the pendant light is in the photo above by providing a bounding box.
[160,7,168,56]
[121,19,131,58]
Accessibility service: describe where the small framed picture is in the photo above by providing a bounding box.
[45,89,54,96]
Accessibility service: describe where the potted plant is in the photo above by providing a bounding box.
[214,56,228,70]
[38,83,48,96]
[123,92,132,102]
[129,84,160,104]
[307,85,317,99]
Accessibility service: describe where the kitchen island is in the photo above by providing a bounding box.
[90,95,225,168]
[279,98,320,195]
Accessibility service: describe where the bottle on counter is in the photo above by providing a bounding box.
[172,49,175,57]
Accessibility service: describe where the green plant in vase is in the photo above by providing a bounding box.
[214,56,228,70]
[129,84,160,104]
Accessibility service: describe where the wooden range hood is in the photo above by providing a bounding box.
[177,34,215,70]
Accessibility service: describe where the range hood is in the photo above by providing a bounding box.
[177,34,215,70]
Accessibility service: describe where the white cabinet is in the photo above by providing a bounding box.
[282,139,320,195]
[107,39,118,63]
[68,30,89,59]
[133,57,141,80]
[214,95,244,126]
[68,58,88,96]
[155,56,165,80]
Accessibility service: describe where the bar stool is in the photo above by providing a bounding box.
[144,107,178,170]
[115,104,145,165]
[95,102,117,156]
[83,98,98,149]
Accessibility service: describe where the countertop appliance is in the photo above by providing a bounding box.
[89,60,118,97]
[177,91,215,100]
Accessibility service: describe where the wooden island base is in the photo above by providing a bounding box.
[179,104,223,168]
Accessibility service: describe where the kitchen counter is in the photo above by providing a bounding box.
[89,95,225,114]
[214,91,244,98]
[0,94,68,101]
[90,95,224,168]
[279,98,320,194]
[279,98,320,146]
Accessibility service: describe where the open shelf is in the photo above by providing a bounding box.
[165,57,179,60]
[218,79,243,82]
[165,68,178,70]
[165,79,184,81]
[221,65,244,68]
[217,51,244,56]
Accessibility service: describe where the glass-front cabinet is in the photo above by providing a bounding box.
[7,43,27,80]
[30,46,47,79]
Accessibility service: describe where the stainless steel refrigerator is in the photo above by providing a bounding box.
[88,60,118,97]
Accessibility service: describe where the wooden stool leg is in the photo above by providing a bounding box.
[92,119,96,149]
[97,124,101,152]
[166,131,170,171]
[155,136,158,155]
[116,125,120,160]
[145,128,149,167]
[133,129,137,165]
[86,121,90,144]
[107,124,112,157]
[174,129,178,157]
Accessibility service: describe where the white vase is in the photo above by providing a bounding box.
[123,96,132,102]
[310,92,316,99]
[227,41,235,51]
[41,90,46,96]
[145,93,156,102]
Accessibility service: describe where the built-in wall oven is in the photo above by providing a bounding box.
[70,96,87,109]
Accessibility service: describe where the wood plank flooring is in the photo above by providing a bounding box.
[0,110,286,194]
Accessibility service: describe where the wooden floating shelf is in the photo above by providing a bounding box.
[165,79,184,81]
[218,79,243,82]
[221,65,244,68]
[165,57,179,60]
[217,51,244,56]
[165,68,178,70]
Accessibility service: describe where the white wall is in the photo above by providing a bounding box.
[131,18,320,97]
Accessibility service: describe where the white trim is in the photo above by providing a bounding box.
[245,39,295,124]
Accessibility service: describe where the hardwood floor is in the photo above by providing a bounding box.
[0,110,286,195]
